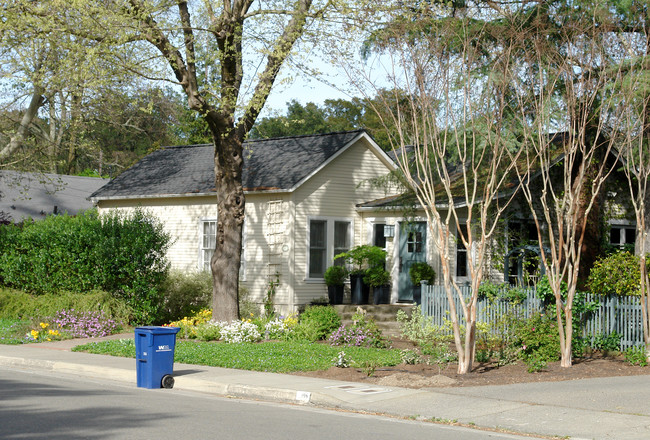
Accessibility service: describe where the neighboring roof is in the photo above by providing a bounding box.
[0,171,109,222]
[91,130,392,201]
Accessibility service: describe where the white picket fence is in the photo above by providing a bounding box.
[421,284,646,350]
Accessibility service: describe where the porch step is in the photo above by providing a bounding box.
[332,304,415,339]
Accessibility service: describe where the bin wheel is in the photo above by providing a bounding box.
[161,375,175,389]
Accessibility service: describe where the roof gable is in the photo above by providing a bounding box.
[91,130,391,200]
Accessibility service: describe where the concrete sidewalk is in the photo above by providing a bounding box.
[2,336,650,440]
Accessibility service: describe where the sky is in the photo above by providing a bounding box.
[262,73,352,116]
[259,56,358,117]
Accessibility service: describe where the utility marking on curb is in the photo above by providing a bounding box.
[296,391,311,403]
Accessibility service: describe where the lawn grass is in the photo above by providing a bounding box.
[73,339,403,373]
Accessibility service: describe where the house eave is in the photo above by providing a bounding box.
[91,188,295,204]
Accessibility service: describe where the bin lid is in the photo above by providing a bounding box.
[135,326,180,335]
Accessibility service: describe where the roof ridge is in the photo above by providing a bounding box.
[244,129,366,144]
[161,143,212,150]
[159,130,367,150]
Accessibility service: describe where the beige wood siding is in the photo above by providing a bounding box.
[97,196,218,272]
[239,194,295,314]
[292,137,397,305]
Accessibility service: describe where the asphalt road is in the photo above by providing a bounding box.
[0,368,536,440]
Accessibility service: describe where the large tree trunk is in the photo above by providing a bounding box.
[210,133,245,322]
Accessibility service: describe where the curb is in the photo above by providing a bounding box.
[0,354,345,409]
[0,355,135,383]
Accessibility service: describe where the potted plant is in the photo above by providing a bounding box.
[324,265,347,305]
[409,262,436,305]
[364,265,391,304]
[335,245,387,305]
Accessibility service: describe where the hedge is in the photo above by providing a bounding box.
[0,209,171,324]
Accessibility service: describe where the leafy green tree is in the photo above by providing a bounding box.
[14,0,339,321]
[249,93,406,150]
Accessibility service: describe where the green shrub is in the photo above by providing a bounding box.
[396,306,445,345]
[0,209,171,325]
[513,312,560,364]
[0,288,36,319]
[524,353,548,373]
[335,245,386,275]
[295,305,341,341]
[590,332,621,353]
[0,288,132,324]
[238,286,259,319]
[350,308,386,347]
[478,281,528,303]
[625,345,648,366]
[587,251,643,296]
[324,265,347,286]
[409,262,436,286]
[159,270,212,324]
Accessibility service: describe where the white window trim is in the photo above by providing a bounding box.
[306,216,353,282]
[199,217,218,272]
[198,217,247,280]
[240,220,247,282]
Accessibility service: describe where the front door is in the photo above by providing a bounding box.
[398,221,427,302]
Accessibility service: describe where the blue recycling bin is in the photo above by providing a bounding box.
[135,326,181,389]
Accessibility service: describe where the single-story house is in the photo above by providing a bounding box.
[90,129,641,313]
[90,130,407,313]
[0,170,109,223]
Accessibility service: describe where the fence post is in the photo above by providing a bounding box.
[421,281,429,318]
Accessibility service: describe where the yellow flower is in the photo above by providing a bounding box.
[31,330,40,339]
[48,329,60,336]
[40,322,49,329]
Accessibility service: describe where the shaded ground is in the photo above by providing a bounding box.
[293,339,650,389]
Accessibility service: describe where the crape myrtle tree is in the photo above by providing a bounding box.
[505,2,636,367]
[613,13,650,361]
[341,0,643,370]
[18,0,340,321]
[620,89,650,362]
[337,4,525,374]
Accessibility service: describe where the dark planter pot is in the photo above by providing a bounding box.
[413,285,422,305]
[373,285,391,305]
[327,285,344,305]
[350,274,370,305]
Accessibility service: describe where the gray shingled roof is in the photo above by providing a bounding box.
[91,130,368,200]
[0,171,109,222]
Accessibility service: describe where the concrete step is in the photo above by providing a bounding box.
[332,304,415,338]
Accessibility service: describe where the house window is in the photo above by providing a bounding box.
[456,224,468,278]
[508,221,538,248]
[334,221,350,266]
[309,220,327,278]
[201,220,217,271]
[407,231,423,253]
[200,219,246,278]
[610,224,636,251]
[373,223,387,250]
[308,218,351,278]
